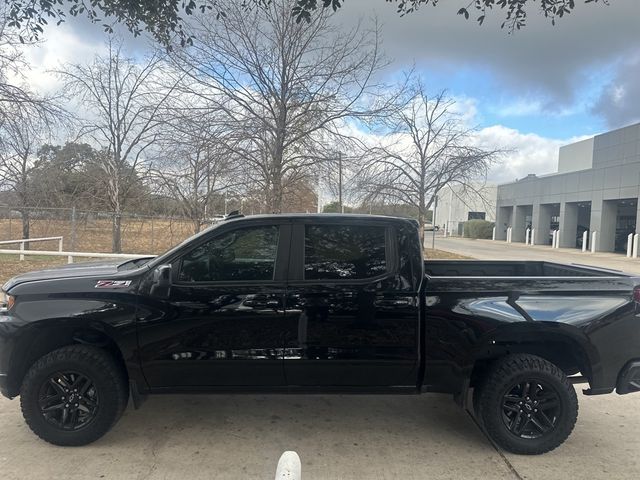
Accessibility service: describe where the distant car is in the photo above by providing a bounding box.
[424,223,439,231]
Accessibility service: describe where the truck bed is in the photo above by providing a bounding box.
[424,260,628,278]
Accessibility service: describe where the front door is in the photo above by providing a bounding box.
[137,222,290,388]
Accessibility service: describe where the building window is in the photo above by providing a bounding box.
[468,212,486,220]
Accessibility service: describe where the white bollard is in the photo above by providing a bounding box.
[634,234,639,258]
[275,451,301,480]
[20,241,24,261]
[525,228,530,245]
[582,231,588,253]
[531,228,535,246]
[556,229,561,248]
[591,231,597,253]
[492,227,496,241]
[551,230,557,249]
[627,233,634,258]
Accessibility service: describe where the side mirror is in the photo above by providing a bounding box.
[150,264,172,298]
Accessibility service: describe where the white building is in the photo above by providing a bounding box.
[434,184,497,236]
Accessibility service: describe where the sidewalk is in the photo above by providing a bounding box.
[434,236,640,275]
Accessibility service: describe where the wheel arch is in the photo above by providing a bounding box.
[468,327,596,392]
[7,321,129,397]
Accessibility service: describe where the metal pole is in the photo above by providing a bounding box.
[431,195,438,250]
[338,152,343,213]
[447,186,453,236]
[71,206,77,251]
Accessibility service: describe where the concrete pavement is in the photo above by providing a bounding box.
[435,236,640,275]
[1,389,639,480]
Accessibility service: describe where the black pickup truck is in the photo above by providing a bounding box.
[1,214,640,454]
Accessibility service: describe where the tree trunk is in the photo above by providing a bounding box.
[112,212,122,253]
[21,210,30,250]
[417,209,426,251]
[270,171,283,213]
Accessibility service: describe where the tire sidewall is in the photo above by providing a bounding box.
[480,361,578,455]
[21,354,122,446]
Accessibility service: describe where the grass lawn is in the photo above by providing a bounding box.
[0,254,99,285]
[425,248,472,259]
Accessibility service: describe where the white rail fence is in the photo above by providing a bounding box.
[0,236,153,263]
[0,248,153,264]
[0,236,64,261]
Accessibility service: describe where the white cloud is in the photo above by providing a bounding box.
[346,92,592,187]
[7,23,108,97]
[474,125,591,184]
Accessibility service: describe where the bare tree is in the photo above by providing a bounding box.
[358,82,502,245]
[0,10,65,132]
[153,110,237,234]
[168,0,391,213]
[0,9,66,241]
[0,113,53,241]
[58,38,177,252]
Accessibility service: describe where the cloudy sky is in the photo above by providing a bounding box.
[14,0,640,184]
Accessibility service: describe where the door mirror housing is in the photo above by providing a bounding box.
[150,264,172,298]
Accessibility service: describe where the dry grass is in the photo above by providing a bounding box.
[0,217,196,255]
[0,255,66,285]
[425,248,472,260]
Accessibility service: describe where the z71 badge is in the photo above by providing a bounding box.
[95,280,132,289]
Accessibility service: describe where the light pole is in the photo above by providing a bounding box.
[337,151,344,213]
[432,195,438,250]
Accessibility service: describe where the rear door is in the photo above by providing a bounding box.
[282,220,420,387]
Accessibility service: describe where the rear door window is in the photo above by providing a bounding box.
[304,224,387,280]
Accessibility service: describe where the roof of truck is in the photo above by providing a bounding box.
[223,213,417,223]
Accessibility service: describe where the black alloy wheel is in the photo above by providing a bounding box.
[501,380,561,439]
[38,371,100,431]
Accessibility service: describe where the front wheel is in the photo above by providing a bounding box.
[476,354,578,455]
[20,345,128,446]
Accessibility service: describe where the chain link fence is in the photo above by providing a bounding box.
[0,206,200,255]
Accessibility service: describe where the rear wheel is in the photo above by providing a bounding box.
[476,354,578,455]
[20,345,128,446]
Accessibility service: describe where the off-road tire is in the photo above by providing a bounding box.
[20,345,128,446]
[476,354,578,455]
